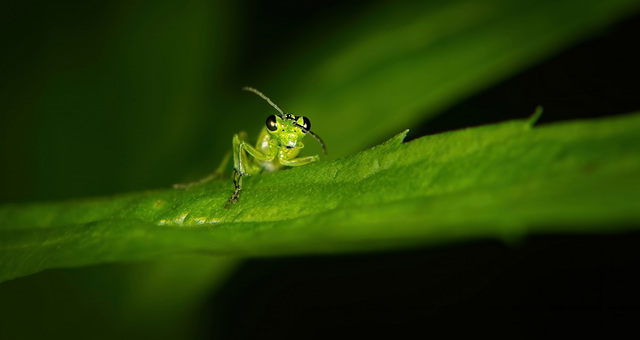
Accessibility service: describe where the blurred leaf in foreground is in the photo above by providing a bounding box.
[0,256,239,340]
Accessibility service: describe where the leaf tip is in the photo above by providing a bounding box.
[391,129,410,145]
[527,106,544,128]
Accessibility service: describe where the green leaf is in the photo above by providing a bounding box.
[2,111,640,283]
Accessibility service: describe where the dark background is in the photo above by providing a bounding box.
[1,0,639,339]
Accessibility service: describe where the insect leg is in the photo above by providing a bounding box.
[225,168,243,208]
[226,133,246,207]
[173,151,231,189]
[279,154,320,167]
[226,132,278,207]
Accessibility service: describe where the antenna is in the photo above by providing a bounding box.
[307,130,327,155]
[242,86,285,118]
[293,122,327,155]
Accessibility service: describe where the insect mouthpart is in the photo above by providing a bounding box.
[285,139,297,149]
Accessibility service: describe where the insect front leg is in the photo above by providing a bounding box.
[226,132,277,208]
[279,154,320,167]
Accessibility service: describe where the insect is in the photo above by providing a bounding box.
[175,87,326,207]
[225,87,326,207]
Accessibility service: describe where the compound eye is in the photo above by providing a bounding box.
[301,116,311,132]
[266,115,278,131]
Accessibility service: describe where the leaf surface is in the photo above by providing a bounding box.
[2,112,639,283]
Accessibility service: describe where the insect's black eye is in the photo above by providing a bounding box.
[266,115,278,131]
[301,116,311,132]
